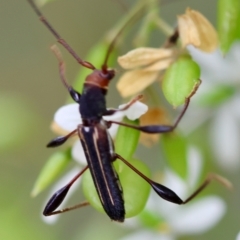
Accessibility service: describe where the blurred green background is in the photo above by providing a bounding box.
[1,0,239,239]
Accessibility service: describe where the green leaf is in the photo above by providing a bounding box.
[218,0,240,54]
[162,57,201,107]
[116,159,151,218]
[199,85,235,107]
[0,206,54,240]
[82,158,151,218]
[31,149,71,196]
[161,132,188,180]
[114,117,140,160]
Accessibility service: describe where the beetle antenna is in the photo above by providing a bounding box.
[27,0,95,70]
[50,45,70,89]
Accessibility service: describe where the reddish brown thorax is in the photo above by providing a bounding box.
[85,69,115,90]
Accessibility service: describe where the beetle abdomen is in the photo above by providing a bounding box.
[78,123,125,222]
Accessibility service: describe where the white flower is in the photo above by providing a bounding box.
[53,100,148,164]
[183,42,240,171]
[120,146,226,240]
[189,42,240,84]
[236,231,240,240]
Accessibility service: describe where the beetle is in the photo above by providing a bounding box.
[28,0,217,222]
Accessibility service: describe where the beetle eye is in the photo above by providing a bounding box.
[101,70,115,80]
[108,70,115,80]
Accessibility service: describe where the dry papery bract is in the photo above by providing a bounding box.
[178,8,218,52]
[117,48,176,97]
[117,8,218,98]
[118,47,176,69]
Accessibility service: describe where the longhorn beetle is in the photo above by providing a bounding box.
[28,0,218,222]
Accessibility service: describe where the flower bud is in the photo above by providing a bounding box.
[178,8,218,52]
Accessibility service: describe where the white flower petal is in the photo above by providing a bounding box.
[210,107,240,170]
[103,111,125,122]
[108,124,120,139]
[222,42,240,82]
[120,217,140,229]
[229,94,240,121]
[187,146,202,188]
[236,231,240,240]
[54,100,147,135]
[170,196,226,235]
[188,46,226,82]
[41,167,82,224]
[179,107,212,135]
[119,101,148,120]
[144,190,174,219]
[163,169,188,198]
[72,141,87,165]
[54,103,81,132]
[144,191,161,213]
[120,230,173,240]
[188,42,240,84]
[103,111,125,138]
[104,101,148,137]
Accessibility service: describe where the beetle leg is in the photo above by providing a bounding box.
[47,129,77,147]
[43,166,89,216]
[115,153,231,204]
[103,95,143,116]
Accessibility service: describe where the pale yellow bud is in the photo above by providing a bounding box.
[178,8,218,52]
[118,47,175,69]
[117,69,158,97]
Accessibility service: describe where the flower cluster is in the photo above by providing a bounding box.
[117,8,218,100]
